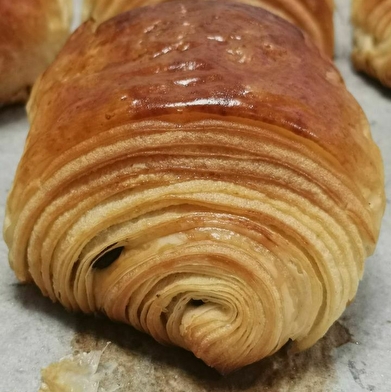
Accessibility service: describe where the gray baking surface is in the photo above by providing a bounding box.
[0,1,390,391]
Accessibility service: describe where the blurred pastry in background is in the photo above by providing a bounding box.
[0,0,72,106]
[352,0,391,87]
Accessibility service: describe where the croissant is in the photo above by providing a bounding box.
[4,0,385,374]
[83,0,334,57]
[0,0,72,105]
[352,0,391,87]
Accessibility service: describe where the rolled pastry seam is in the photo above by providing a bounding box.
[352,0,391,87]
[0,0,73,105]
[4,0,384,374]
[82,0,335,57]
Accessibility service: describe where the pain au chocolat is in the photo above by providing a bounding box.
[83,0,335,57]
[4,0,384,374]
[0,0,72,105]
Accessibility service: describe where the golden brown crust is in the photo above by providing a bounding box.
[83,0,334,57]
[4,0,384,373]
[352,0,391,87]
[0,0,72,105]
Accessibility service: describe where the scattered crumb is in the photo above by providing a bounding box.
[39,343,118,392]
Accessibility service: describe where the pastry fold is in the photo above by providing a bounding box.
[4,0,384,374]
[352,0,391,87]
[83,0,334,57]
[0,0,72,105]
